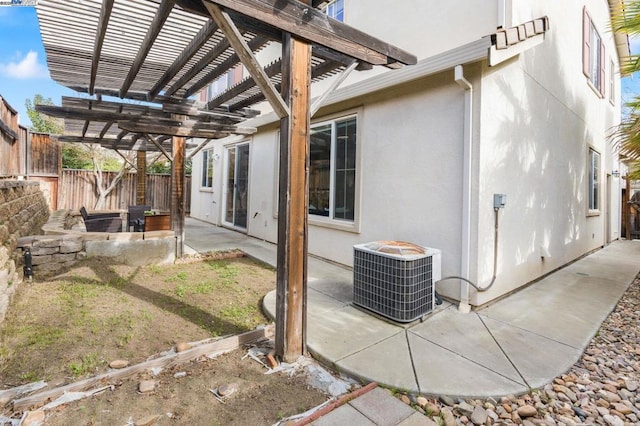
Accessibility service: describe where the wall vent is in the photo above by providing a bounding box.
[353,241,441,323]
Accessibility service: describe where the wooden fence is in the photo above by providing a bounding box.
[0,96,26,177]
[59,170,191,213]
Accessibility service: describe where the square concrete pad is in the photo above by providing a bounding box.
[337,331,418,392]
[480,316,581,389]
[348,387,416,426]
[308,305,402,362]
[480,274,624,349]
[311,403,375,426]
[410,309,522,383]
[408,333,526,397]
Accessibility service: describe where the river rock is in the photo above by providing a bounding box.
[109,359,129,369]
[139,380,156,393]
[517,405,537,418]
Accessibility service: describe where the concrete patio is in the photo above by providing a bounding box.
[185,217,640,398]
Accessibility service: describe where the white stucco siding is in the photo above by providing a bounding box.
[243,129,279,241]
[308,75,466,276]
[189,139,221,225]
[210,75,468,291]
[344,0,498,61]
[473,0,623,305]
[311,0,501,100]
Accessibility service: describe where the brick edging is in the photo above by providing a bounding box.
[294,382,378,426]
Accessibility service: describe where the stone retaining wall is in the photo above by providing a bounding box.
[18,209,176,275]
[0,180,50,323]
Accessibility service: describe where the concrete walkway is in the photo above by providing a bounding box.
[185,217,640,402]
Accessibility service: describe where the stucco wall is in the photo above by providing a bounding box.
[191,0,625,307]
[472,0,623,305]
[0,180,49,323]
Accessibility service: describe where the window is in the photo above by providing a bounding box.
[201,149,214,188]
[582,8,605,97]
[588,148,600,212]
[309,115,357,221]
[325,0,344,22]
[205,66,243,102]
[609,59,615,104]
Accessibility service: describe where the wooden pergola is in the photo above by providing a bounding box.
[35,0,415,361]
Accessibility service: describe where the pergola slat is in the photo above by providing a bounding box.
[89,0,114,94]
[120,0,176,98]
[149,19,219,99]
[199,0,416,66]
[204,2,289,118]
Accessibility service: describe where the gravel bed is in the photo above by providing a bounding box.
[395,274,640,426]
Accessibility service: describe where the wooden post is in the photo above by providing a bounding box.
[276,18,311,362]
[625,176,631,240]
[136,150,146,205]
[171,118,186,257]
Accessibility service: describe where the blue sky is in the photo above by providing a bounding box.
[1,5,640,128]
[0,6,75,128]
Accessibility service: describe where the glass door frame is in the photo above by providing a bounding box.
[222,141,251,232]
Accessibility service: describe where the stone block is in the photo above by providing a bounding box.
[0,225,8,244]
[0,294,9,323]
[31,255,53,266]
[76,251,87,260]
[33,237,63,249]
[53,253,77,263]
[0,247,8,265]
[81,233,110,241]
[0,269,9,289]
[31,246,60,256]
[143,230,174,240]
[86,239,175,266]
[59,238,83,253]
[35,262,63,276]
[109,232,144,241]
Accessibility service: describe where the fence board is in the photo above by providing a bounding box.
[59,169,191,213]
[29,133,61,176]
[0,96,23,177]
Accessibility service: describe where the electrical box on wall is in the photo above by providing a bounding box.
[493,194,507,209]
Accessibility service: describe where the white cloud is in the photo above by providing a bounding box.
[0,51,48,79]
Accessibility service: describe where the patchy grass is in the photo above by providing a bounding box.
[0,256,276,386]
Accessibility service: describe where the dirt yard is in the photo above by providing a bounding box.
[0,254,330,425]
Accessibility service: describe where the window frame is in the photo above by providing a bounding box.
[272,110,362,233]
[201,148,214,190]
[582,7,606,98]
[609,58,615,105]
[325,0,344,22]
[588,147,600,215]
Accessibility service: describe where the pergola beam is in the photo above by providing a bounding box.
[187,138,213,160]
[114,149,137,169]
[206,59,282,109]
[118,119,254,138]
[144,134,173,162]
[199,0,416,67]
[227,58,341,111]
[89,0,114,95]
[184,35,270,98]
[119,0,176,98]
[149,18,219,100]
[203,2,290,119]
[310,60,357,117]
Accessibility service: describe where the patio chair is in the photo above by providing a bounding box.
[79,206,121,221]
[80,206,123,232]
[84,216,123,232]
[128,205,151,232]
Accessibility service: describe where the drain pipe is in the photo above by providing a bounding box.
[453,65,473,313]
